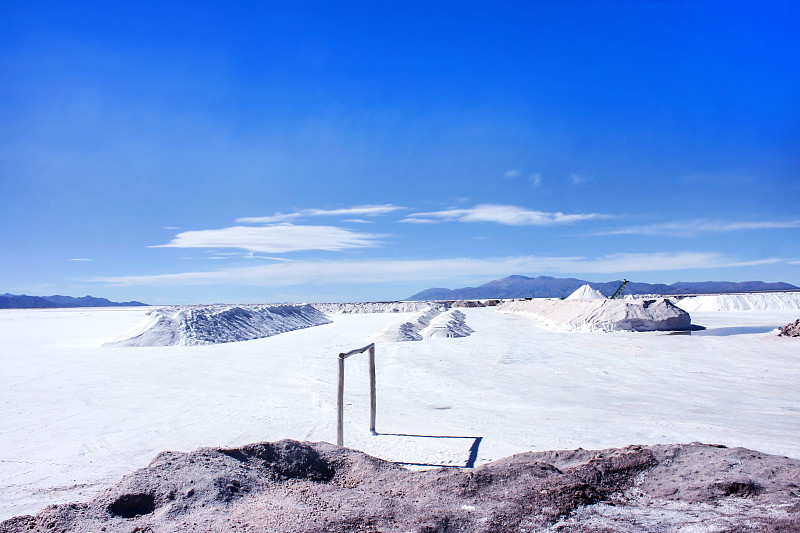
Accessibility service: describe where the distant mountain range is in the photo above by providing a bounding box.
[407,276,799,301]
[0,293,147,309]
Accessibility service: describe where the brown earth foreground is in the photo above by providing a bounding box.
[2,440,799,532]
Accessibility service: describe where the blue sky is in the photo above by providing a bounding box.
[1,1,798,304]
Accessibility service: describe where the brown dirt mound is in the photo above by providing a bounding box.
[2,441,799,532]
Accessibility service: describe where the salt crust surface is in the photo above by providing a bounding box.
[498,298,691,332]
[676,292,800,312]
[106,304,332,346]
[1,305,799,520]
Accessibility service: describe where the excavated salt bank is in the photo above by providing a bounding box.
[675,292,800,312]
[498,297,691,332]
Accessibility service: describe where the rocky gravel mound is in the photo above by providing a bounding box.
[3,440,798,532]
[778,318,800,337]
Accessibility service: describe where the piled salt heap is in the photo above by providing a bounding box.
[420,310,474,339]
[675,292,800,312]
[368,306,473,342]
[565,284,606,300]
[498,298,690,333]
[106,304,332,347]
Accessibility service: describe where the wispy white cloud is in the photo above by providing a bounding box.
[401,204,609,226]
[569,174,588,185]
[69,258,92,261]
[95,252,782,287]
[529,174,541,187]
[153,223,384,254]
[505,169,520,178]
[600,219,800,236]
[237,204,404,224]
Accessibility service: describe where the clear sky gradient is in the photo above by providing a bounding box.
[2,1,798,304]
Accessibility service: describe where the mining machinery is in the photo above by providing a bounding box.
[609,279,629,299]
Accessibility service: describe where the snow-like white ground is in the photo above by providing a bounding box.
[1,305,799,520]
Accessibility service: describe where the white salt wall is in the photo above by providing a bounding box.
[1,307,799,520]
[675,292,800,312]
[312,301,435,314]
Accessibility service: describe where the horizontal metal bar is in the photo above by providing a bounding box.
[339,343,375,359]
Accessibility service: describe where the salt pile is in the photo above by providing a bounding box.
[368,306,473,342]
[420,310,474,339]
[565,284,606,300]
[106,304,332,347]
[498,298,690,332]
[675,292,800,312]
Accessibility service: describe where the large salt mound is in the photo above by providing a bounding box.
[498,298,690,332]
[565,283,606,300]
[369,306,474,342]
[368,321,424,342]
[420,310,474,339]
[106,304,332,347]
[675,292,800,312]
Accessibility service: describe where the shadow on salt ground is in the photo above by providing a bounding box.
[376,433,483,469]
[690,325,777,336]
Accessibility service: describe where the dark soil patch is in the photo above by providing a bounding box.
[2,440,799,532]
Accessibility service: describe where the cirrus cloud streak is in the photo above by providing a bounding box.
[402,204,609,225]
[237,204,405,224]
[600,219,800,236]
[95,252,782,288]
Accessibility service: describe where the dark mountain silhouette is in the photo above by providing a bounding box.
[0,293,147,309]
[0,294,61,308]
[407,276,798,300]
